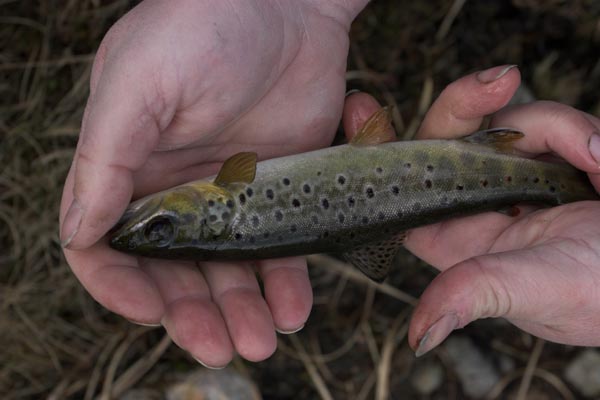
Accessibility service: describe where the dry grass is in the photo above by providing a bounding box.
[1,0,599,398]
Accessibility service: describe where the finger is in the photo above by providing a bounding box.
[342,92,395,141]
[60,45,175,250]
[409,241,600,356]
[417,65,521,139]
[63,243,165,325]
[142,259,234,368]
[61,167,165,324]
[404,205,540,270]
[257,256,313,333]
[201,261,277,362]
[491,101,600,189]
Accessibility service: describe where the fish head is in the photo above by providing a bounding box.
[109,182,237,257]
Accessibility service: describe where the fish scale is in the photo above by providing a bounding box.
[109,121,598,281]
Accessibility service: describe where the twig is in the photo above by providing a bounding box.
[307,254,417,306]
[375,311,410,400]
[435,0,467,42]
[516,338,545,400]
[290,334,334,400]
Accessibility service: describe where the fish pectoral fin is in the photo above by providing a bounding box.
[214,152,257,186]
[343,232,406,282]
[461,128,524,153]
[349,106,396,146]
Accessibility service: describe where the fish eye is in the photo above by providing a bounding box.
[144,216,174,247]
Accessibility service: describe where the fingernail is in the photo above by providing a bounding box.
[61,199,84,248]
[476,65,518,84]
[345,89,360,97]
[588,132,600,166]
[276,324,305,335]
[126,319,162,327]
[192,355,227,370]
[415,313,459,357]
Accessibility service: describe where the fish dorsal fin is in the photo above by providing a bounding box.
[214,152,257,186]
[461,128,524,153]
[350,106,395,146]
[343,232,406,282]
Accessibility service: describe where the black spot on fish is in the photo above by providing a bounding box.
[266,189,274,200]
[209,215,217,222]
[376,167,383,174]
[456,185,464,191]
[480,179,488,187]
[337,175,346,185]
[549,186,556,193]
[378,212,385,220]
[362,216,369,224]
[545,179,550,184]
[425,179,432,189]
[246,187,253,197]
[290,224,297,232]
[426,165,434,172]
[348,197,355,207]
[404,162,412,169]
[235,233,242,240]
[338,213,345,223]
[350,232,356,239]
[226,199,235,208]
[317,171,322,176]
[263,232,270,238]
[303,184,311,194]
[292,198,301,207]
[322,198,329,209]
[391,186,400,195]
[505,176,512,183]
[275,210,283,221]
[366,187,374,198]
[208,200,215,207]
[252,216,260,227]
[239,193,246,204]
[283,178,290,186]
[533,177,540,183]
[323,231,329,238]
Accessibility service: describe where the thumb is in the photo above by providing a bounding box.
[60,49,170,249]
[408,245,599,356]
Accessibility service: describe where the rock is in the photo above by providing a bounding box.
[410,359,444,396]
[564,349,600,398]
[166,367,261,400]
[443,336,501,399]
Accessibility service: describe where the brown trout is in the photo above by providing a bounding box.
[109,109,598,281]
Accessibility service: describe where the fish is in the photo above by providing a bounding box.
[109,108,599,281]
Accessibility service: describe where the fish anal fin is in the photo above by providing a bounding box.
[350,106,396,146]
[461,128,524,153]
[214,152,257,186]
[343,232,406,282]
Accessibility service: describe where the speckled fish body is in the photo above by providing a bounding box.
[109,129,598,280]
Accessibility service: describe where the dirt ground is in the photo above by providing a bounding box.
[2,0,600,399]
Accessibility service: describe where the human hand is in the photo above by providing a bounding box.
[59,0,368,367]
[343,65,600,356]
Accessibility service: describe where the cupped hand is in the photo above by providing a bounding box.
[343,65,600,356]
[59,0,368,367]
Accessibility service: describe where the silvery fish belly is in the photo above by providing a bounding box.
[109,109,598,281]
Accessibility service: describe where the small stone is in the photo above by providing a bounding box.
[167,367,261,400]
[444,336,500,398]
[564,349,600,397]
[410,359,444,395]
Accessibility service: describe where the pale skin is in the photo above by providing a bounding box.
[60,0,600,366]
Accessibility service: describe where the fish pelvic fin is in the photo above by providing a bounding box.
[461,127,524,153]
[343,232,406,282]
[214,152,257,186]
[350,106,396,146]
